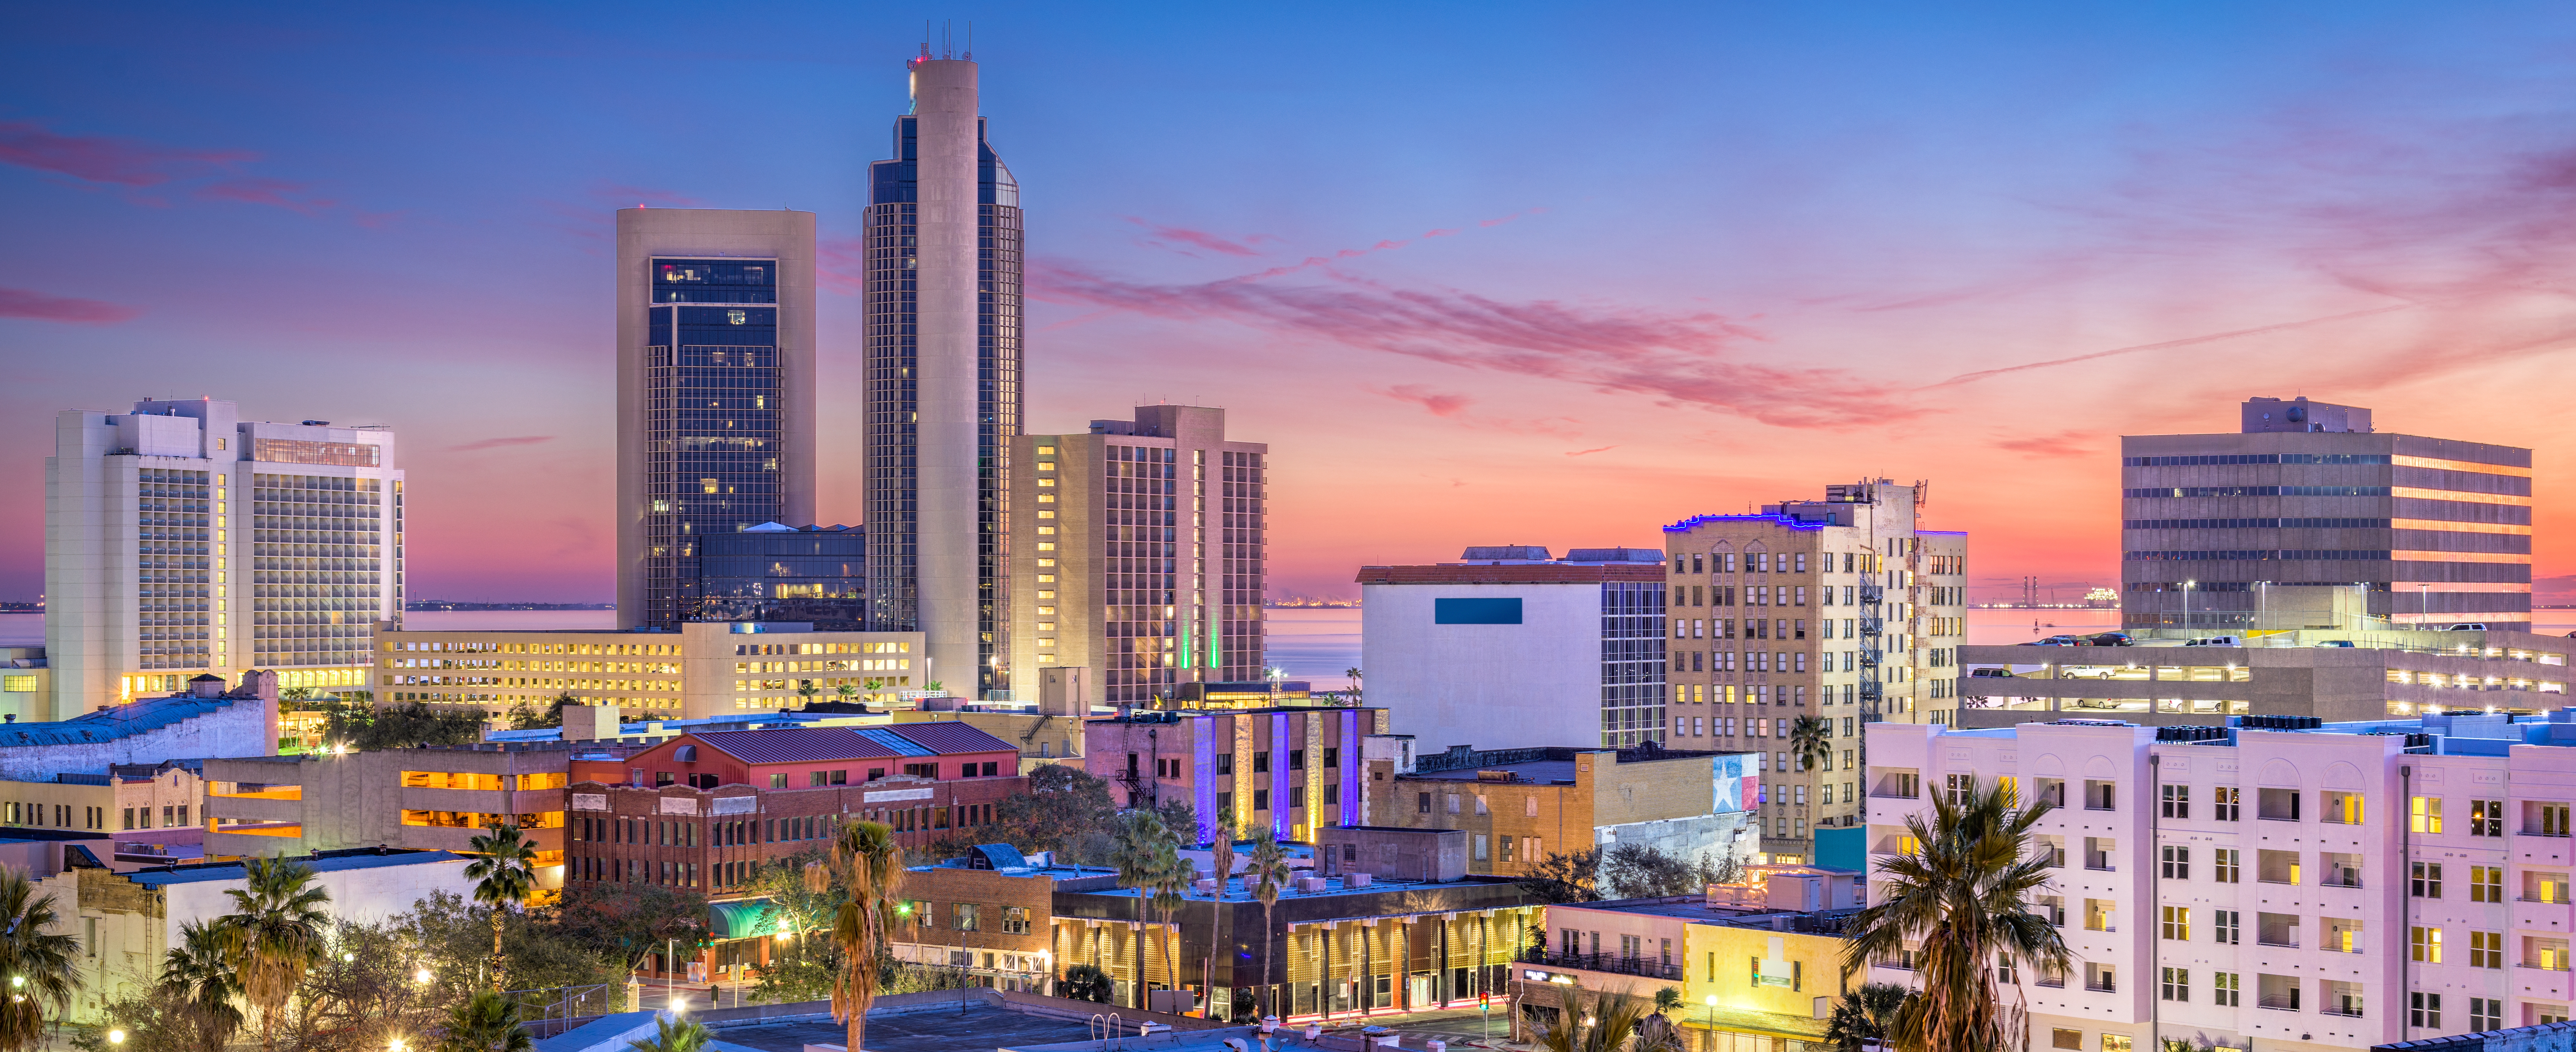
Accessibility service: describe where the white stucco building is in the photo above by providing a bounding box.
[1357,546,1667,751]
[46,398,403,719]
[1867,711,2576,1052]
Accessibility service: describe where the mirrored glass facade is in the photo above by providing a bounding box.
[696,526,866,630]
[643,259,786,628]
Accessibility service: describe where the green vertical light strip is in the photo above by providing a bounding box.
[1181,624,1194,669]
[1208,613,1222,670]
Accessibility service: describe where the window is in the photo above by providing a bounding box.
[952,903,979,931]
[2085,899,2116,932]
[2258,787,2300,821]
[2051,1030,2083,1051]
[2323,790,2364,825]
[2085,779,2116,811]
[2472,865,2503,903]
[2084,963,2115,993]
[2212,786,2241,821]
[2160,845,2189,879]
[2160,967,2189,1002]
[1255,789,1270,812]
[1254,752,1270,774]
[2535,801,2573,837]
[2213,972,2240,1007]
[2414,862,2443,899]
[2412,795,2443,834]
[2213,910,2240,945]
[1289,749,1305,768]
[1322,747,1338,768]
[2160,784,2189,819]
[1002,907,1032,935]
[2412,991,2441,1030]
[2469,997,2501,1031]
[2101,1039,2131,1052]
[2470,930,2504,969]
[1946,773,1973,805]
[770,773,787,789]
[2411,926,2443,963]
[2471,798,2503,837]
[2160,906,2188,941]
[1416,792,1431,814]
[2213,848,2240,884]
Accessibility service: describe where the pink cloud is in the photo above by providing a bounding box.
[0,121,251,186]
[0,286,141,324]
[1564,445,1618,457]
[448,436,554,452]
[1478,207,1547,228]
[1992,430,2094,459]
[196,177,336,213]
[1379,385,1474,417]
[1123,217,1266,258]
[819,234,866,295]
[1031,259,1915,429]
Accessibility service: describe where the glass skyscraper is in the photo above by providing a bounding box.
[863,56,1022,698]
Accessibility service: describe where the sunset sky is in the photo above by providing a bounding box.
[7,2,2576,604]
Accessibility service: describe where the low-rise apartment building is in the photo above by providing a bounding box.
[373,619,925,721]
[1514,879,1857,1050]
[1360,741,1760,875]
[1085,705,1383,844]
[1957,629,2576,728]
[1867,709,2576,1052]
[201,742,614,881]
[0,760,205,857]
[894,845,1113,993]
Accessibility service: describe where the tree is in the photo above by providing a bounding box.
[1109,811,1185,1007]
[435,991,531,1052]
[1599,843,1740,899]
[626,1013,712,1052]
[221,856,332,1052]
[1151,798,1199,847]
[1520,848,1603,905]
[1059,964,1114,1004]
[393,891,625,1007]
[1344,667,1362,704]
[0,867,81,1051]
[796,680,820,706]
[824,820,905,1052]
[321,701,483,749]
[1789,714,1833,773]
[1840,776,2071,1052]
[508,692,577,730]
[1653,986,1683,1016]
[1824,984,1914,1052]
[555,883,709,976]
[742,851,843,1005]
[158,918,245,1051]
[1203,818,1236,1016]
[991,765,1118,859]
[464,822,540,985]
[1244,834,1291,1018]
[1529,982,1652,1052]
[833,683,860,705]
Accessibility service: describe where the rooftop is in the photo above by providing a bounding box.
[685,724,1016,765]
[0,691,253,749]
[1354,564,1666,584]
[1065,871,1523,904]
[1400,742,1747,782]
[1920,709,2576,757]
[119,847,463,888]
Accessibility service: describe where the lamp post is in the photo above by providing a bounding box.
[2182,580,2195,632]
[1703,994,1719,1052]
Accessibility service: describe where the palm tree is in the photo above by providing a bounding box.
[823,819,904,1052]
[1789,714,1832,773]
[160,918,245,1051]
[1142,853,1192,1012]
[1823,983,1913,1052]
[1529,982,1653,1052]
[221,855,332,1052]
[1203,818,1235,1017]
[1109,812,1180,1009]
[1244,834,1292,1018]
[626,1012,712,1052]
[1840,776,2070,1052]
[437,990,532,1052]
[464,821,539,986]
[0,868,79,1052]
[795,680,820,706]
[1343,667,1362,704]
[1059,963,1114,1004]
[833,683,860,705]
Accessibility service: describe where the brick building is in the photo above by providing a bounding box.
[1084,705,1386,844]
[1361,741,1760,877]
[893,844,1115,993]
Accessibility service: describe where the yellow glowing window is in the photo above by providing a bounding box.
[401,771,504,791]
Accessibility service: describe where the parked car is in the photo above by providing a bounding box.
[2184,635,2243,647]
[2447,623,2490,631]
[2025,635,2086,646]
[1970,667,2015,678]
[2088,632,2133,647]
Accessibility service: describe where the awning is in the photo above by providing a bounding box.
[709,899,778,941]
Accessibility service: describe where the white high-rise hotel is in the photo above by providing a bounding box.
[45,399,402,717]
[1871,714,2576,1052]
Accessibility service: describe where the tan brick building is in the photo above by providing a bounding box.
[1361,742,1758,877]
[1660,478,1964,861]
[893,847,1103,992]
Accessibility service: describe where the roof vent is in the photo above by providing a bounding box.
[674,745,698,762]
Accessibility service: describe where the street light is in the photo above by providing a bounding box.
[2182,580,2195,632]
[414,967,433,985]
[106,1030,124,1046]
[1703,994,1718,1048]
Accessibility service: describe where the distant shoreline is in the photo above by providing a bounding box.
[403,601,615,611]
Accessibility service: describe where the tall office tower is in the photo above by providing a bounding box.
[614,209,818,630]
[863,52,1023,699]
[45,399,403,718]
[2122,396,2531,632]
[1661,479,1964,864]
[1009,406,1266,706]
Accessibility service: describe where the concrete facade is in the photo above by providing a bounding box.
[46,399,403,717]
[0,672,275,783]
[612,208,818,631]
[373,619,925,720]
[1514,894,1853,1049]
[200,742,609,884]
[1956,629,2576,729]
[1358,553,1667,752]
[1008,406,1269,707]
[1866,711,2576,1052]
[2123,396,2533,633]
[1083,706,1384,844]
[1360,742,1760,878]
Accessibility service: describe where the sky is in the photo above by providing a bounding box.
[7,2,2576,604]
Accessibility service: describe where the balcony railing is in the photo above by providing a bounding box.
[2323,1002,2364,1018]
[1518,951,1683,981]
[2085,978,2116,993]
[2259,994,2301,1012]
[2523,894,2573,906]
[2257,936,2301,949]
[2321,873,2363,889]
[2035,976,2065,989]
[2523,959,2573,972]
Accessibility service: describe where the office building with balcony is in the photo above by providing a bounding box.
[1009,406,1268,707]
[1868,709,2576,1052]
[2123,396,2532,633]
[46,398,403,717]
[1662,479,1965,858]
[1513,874,1858,1050]
[1955,629,2576,728]
[614,208,818,631]
[1358,741,1760,878]
[1084,705,1383,844]
[862,53,1024,700]
[373,619,924,720]
[1358,546,1668,752]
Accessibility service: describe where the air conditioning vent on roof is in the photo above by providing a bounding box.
[674,745,698,762]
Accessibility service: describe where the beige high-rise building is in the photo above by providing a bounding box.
[45,399,403,719]
[1008,406,1267,706]
[1660,479,1965,862]
[613,208,818,631]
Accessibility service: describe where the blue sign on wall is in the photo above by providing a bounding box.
[1434,598,1523,624]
